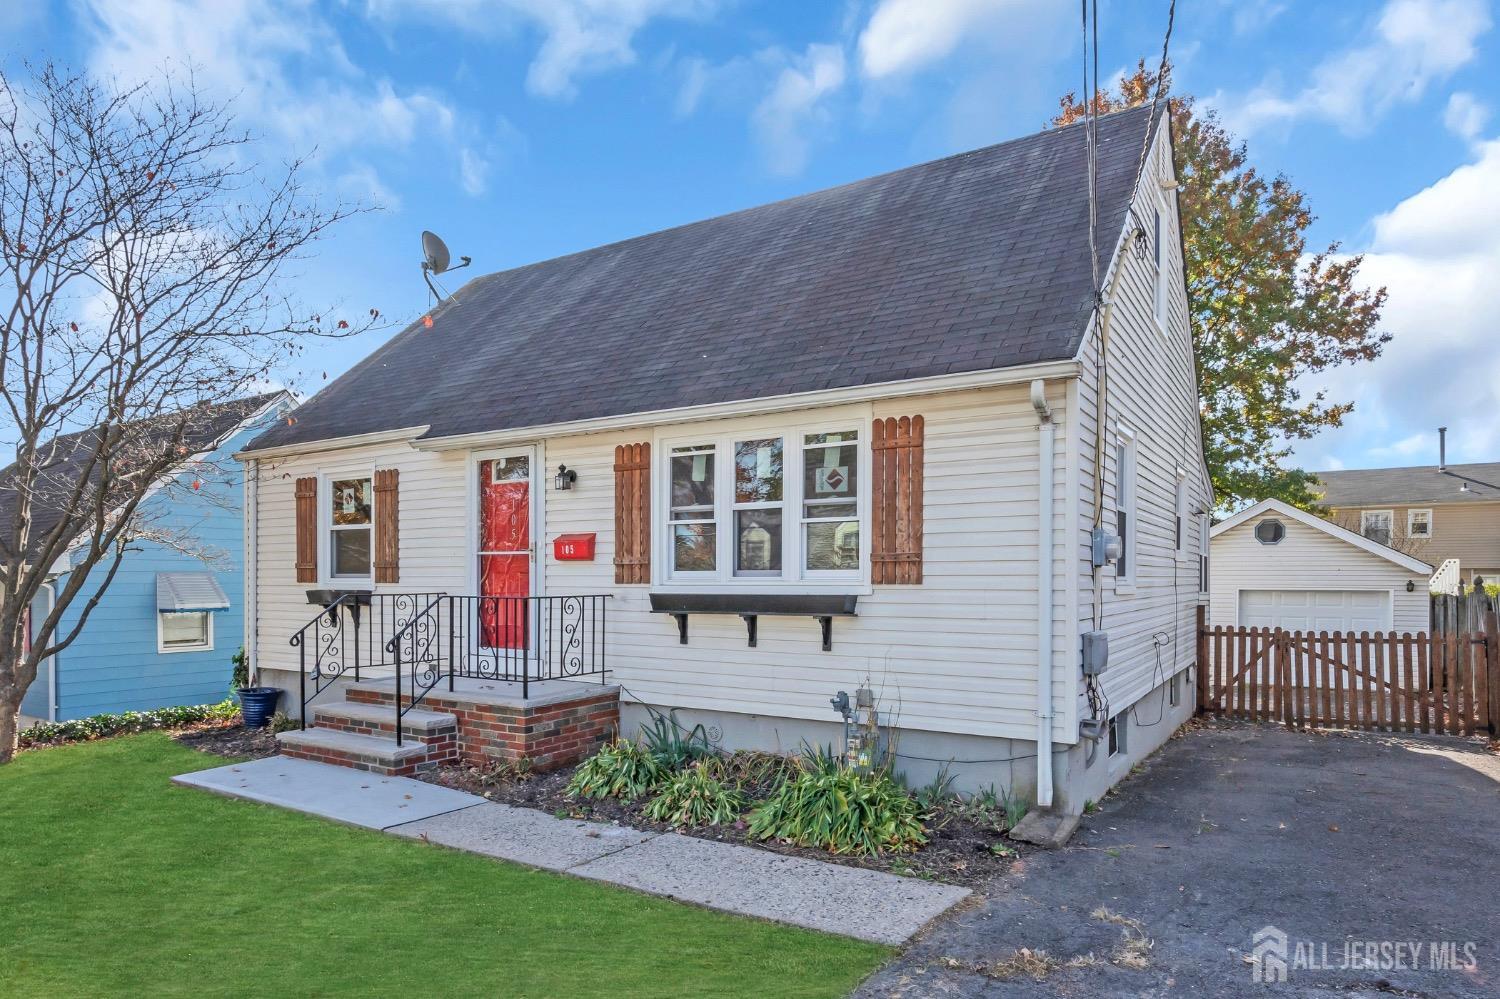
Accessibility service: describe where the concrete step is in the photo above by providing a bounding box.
[312,700,457,741]
[276,727,439,768]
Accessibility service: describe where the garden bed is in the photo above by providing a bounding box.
[415,754,1024,890]
[171,717,281,760]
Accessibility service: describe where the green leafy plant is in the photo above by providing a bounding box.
[230,646,249,693]
[18,700,241,750]
[639,711,714,769]
[797,741,845,776]
[566,739,670,801]
[749,763,927,855]
[268,712,300,735]
[909,764,958,815]
[644,760,746,827]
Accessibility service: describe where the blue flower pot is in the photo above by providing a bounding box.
[237,687,282,728]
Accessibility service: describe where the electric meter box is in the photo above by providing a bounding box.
[1081,630,1109,676]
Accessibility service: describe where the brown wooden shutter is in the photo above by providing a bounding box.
[294,476,318,583]
[373,468,399,585]
[613,442,651,585]
[871,415,924,584]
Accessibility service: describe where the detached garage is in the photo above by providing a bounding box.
[1210,498,1431,633]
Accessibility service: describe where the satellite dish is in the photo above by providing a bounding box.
[419,229,472,302]
[421,230,451,274]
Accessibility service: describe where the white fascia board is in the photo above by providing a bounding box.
[233,425,430,461]
[1211,497,1433,575]
[411,360,1081,452]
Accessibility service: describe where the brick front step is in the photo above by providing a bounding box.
[275,727,457,777]
[312,700,457,745]
[345,677,620,771]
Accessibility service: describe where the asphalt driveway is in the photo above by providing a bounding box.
[857,720,1500,997]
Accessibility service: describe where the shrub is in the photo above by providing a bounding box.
[268,712,301,735]
[749,764,927,855]
[644,760,746,827]
[18,700,241,749]
[230,646,249,693]
[566,739,670,801]
[639,711,714,769]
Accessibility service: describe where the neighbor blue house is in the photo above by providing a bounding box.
[19,392,295,722]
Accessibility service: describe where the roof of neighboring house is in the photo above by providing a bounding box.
[244,104,1161,453]
[1211,498,1433,575]
[0,393,284,563]
[1314,462,1500,507]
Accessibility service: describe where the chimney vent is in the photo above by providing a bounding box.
[1439,427,1448,471]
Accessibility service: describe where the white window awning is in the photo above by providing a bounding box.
[156,572,230,611]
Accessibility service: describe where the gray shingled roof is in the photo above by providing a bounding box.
[0,394,279,562]
[1315,463,1500,507]
[246,105,1159,453]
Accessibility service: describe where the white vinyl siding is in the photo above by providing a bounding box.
[1071,123,1211,716]
[1210,516,1429,632]
[541,386,1074,741]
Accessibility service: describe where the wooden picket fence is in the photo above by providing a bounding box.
[1195,606,1498,737]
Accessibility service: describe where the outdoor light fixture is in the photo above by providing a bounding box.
[554,464,577,491]
[1407,580,1416,592]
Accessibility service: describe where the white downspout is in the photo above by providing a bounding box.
[1030,379,1054,808]
[245,460,258,685]
[40,581,57,722]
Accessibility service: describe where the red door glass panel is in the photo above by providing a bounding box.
[478,457,530,649]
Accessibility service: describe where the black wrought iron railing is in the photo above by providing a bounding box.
[291,592,445,726]
[291,593,612,745]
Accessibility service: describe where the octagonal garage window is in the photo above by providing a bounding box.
[1254,519,1285,545]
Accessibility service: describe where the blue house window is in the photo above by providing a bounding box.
[159,611,212,653]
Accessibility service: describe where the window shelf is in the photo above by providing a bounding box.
[648,592,858,652]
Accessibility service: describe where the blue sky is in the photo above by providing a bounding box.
[11,0,1500,472]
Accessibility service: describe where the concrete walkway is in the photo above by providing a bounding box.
[176,755,968,945]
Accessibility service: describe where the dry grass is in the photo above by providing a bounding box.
[1092,906,1153,970]
[985,947,1061,980]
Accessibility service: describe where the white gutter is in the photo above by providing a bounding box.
[1030,379,1055,808]
[39,580,57,722]
[234,425,429,461]
[413,360,1082,451]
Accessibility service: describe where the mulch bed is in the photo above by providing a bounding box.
[415,758,1023,890]
[172,720,280,760]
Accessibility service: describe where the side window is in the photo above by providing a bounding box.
[1198,512,1210,596]
[1360,510,1393,547]
[1153,203,1167,328]
[329,477,374,579]
[1174,473,1187,553]
[1114,434,1137,586]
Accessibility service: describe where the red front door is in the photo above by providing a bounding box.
[478,453,531,648]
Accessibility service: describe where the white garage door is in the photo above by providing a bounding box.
[1238,590,1390,632]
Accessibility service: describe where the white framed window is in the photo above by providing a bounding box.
[158,611,212,653]
[1153,201,1168,330]
[1407,508,1432,539]
[1254,519,1286,545]
[326,475,375,581]
[1197,512,1210,596]
[1168,671,1180,707]
[658,419,866,588]
[1360,509,1393,547]
[1114,429,1137,589]
[1107,712,1127,757]
[1174,470,1187,553]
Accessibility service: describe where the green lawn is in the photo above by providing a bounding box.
[0,734,887,997]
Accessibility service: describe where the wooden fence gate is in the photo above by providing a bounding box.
[1195,606,1499,737]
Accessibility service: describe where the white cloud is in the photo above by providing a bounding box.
[857,0,1055,79]
[751,44,846,176]
[1444,91,1491,140]
[75,0,500,197]
[338,164,403,212]
[1209,0,1491,137]
[365,0,717,100]
[1295,140,1500,469]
